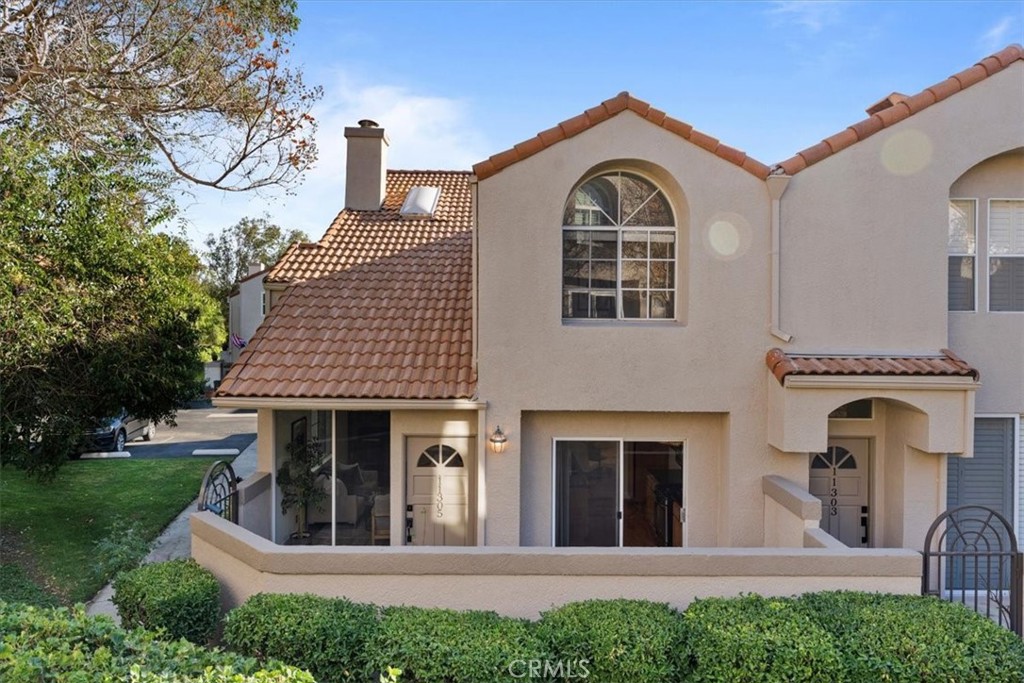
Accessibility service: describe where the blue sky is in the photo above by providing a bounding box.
[176,0,1023,248]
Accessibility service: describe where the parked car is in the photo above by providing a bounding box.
[82,409,155,452]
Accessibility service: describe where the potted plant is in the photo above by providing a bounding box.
[277,418,328,542]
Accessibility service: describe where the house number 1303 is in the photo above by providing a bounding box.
[830,469,838,516]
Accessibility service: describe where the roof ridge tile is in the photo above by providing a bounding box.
[472,92,767,181]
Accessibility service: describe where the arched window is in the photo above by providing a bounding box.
[562,171,676,319]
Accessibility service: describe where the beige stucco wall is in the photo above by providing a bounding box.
[881,402,945,549]
[237,472,272,540]
[476,111,782,547]
[768,377,976,456]
[948,149,1024,413]
[762,475,823,548]
[192,512,921,618]
[778,63,1024,352]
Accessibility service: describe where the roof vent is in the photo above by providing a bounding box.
[400,186,441,218]
[865,92,908,116]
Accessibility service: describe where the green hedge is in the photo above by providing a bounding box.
[683,595,844,682]
[0,601,313,682]
[367,606,542,683]
[797,591,1024,682]
[113,558,220,644]
[223,593,378,682]
[218,591,1024,683]
[536,599,686,683]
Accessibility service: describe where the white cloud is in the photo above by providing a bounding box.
[978,16,1018,54]
[767,1,844,33]
[173,72,489,248]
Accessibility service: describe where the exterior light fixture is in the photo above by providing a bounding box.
[488,426,508,454]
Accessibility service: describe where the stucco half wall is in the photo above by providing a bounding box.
[192,512,921,619]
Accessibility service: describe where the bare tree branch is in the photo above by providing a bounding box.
[0,0,320,192]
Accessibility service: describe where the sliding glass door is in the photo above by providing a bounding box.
[554,441,619,546]
[553,439,685,548]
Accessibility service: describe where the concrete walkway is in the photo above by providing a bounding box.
[86,440,258,621]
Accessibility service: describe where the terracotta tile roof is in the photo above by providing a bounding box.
[217,170,475,400]
[266,170,473,284]
[472,91,772,182]
[766,348,980,385]
[774,44,1023,175]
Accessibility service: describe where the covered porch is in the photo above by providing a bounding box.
[220,400,486,548]
[766,348,980,549]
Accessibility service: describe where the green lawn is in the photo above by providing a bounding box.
[0,458,216,604]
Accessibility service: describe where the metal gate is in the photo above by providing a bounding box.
[922,505,1022,636]
[197,460,240,524]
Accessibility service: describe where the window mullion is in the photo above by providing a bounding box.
[617,229,624,319]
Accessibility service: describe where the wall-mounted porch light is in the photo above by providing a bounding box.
[488,426,508,454]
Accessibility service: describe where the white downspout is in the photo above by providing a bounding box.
[767,173,793,342]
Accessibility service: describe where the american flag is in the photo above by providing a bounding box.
[230,333,247,349]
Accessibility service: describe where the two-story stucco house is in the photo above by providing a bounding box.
[194,45,1024,617]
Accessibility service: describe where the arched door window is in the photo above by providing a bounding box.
[416,444,465,468]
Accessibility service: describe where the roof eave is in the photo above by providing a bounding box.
[213,396,486,410]
[472,91,771,182]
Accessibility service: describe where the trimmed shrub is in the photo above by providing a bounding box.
[683,594,844,682]
[113,558,220,644]
[0,601,313,682]
[797,591,1024,682]
[368,605,543,683]
[536,599,686,683]
[224,592,379,682]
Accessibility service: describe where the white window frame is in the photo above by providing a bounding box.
[948,198,978,313]
[986,198,1024,313]
[550,437,687,547]
[561,170,678,322]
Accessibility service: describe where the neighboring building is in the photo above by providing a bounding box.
[197,45,1023,616]
[225,263,267,365]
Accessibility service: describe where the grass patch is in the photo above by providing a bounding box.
[0,563,59,608]
[0,458,215,604]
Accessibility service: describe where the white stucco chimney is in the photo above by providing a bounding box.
[344,119,389,211]
[247,263,264,276]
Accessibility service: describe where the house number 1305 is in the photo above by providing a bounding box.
[436,476,444,518]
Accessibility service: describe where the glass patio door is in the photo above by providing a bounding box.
[554,440,620,546]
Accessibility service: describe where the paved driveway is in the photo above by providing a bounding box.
[123,407,256,459]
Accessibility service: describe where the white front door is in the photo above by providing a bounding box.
[405,437,473,546]
[809,438,870,547]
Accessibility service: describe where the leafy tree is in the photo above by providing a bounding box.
[0,127,223,477]
[201,215,307,317]
[0,0,320,191]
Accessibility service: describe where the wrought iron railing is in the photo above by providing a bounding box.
[197,460,240,524]
[923,505,1022,636]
